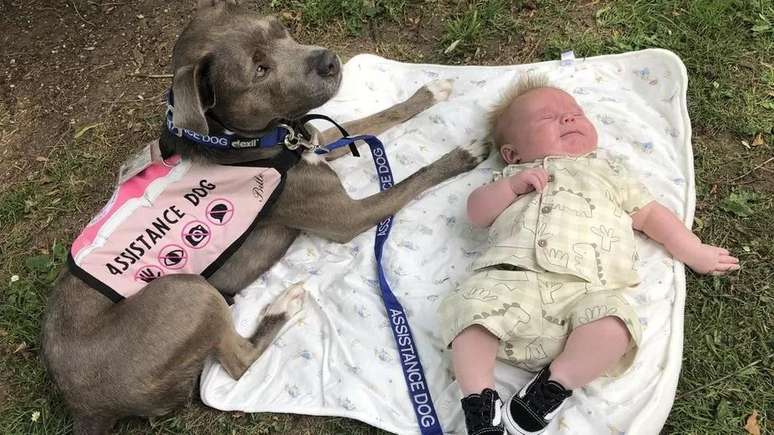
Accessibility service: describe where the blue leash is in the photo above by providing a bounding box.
[166,97,442,432]
[326,134,444,435]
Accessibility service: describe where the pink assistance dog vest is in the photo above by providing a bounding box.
[69,142,283,302]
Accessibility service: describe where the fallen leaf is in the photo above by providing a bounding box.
[719,191,760,217]
[35,156,48,162]
[74,123,102,139]
[693,216,704,232]
[13,342,28,354]
[744,410,760,435]
[444,39,461,54]
[751,133,764,147]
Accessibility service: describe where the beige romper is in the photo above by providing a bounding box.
[440,154,653,374]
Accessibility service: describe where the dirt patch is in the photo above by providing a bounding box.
[0,0,189,186]
[0,0,559,189]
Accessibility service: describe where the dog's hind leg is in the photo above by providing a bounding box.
[44,274,303,427]
[216,283,305,378]
[317,79,454,161]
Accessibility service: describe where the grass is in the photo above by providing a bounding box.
[0,122,139,433]
[270,0,409,34]
[672,134,773,434]
[441,0,519,56]
[1,0,772,433]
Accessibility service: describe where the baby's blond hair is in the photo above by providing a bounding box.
[488,73,554,148]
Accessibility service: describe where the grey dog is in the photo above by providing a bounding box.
[42,1,488,433]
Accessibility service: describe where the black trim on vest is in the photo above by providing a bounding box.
[68,254,125,303]
[68,149,299,303]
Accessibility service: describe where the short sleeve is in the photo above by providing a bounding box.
[617,165,654,215]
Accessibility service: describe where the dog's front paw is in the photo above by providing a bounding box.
[424,79,454,103]
[459,138,491,166]
[404,79,454,115]
[265,283,305,318]
[435,138,490,178]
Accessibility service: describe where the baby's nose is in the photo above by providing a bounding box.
[560,113,576,124]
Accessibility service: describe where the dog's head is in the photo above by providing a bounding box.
[170,0,341,137]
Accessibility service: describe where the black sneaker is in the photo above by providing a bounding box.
[502,367,572,434]
[460,388,506,435]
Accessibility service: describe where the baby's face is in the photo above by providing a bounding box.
[496,87,598,164]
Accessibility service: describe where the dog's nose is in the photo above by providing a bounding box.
[311,49,340,77]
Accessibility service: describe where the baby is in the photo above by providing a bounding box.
[439,75,740,435]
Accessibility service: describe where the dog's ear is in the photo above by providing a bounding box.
[172,55,214,134]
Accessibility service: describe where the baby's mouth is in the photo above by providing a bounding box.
[560,131,582,138]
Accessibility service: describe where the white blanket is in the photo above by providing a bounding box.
[201,49,694,435]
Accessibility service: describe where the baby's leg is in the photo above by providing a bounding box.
[451,325,500,395]
[439,269,531,433]
[548,316,631,389]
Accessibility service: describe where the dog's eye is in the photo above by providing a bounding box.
[255,65,269,79]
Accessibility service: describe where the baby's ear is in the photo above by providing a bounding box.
[500,144,520,164]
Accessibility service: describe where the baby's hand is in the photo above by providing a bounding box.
[507,168,550,195]
[684,244,740,275]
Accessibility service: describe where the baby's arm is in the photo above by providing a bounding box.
[467,168,549,227]
[631,202,740,275]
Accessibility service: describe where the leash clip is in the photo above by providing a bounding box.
[279,123,315,151]
[279,123,300,150]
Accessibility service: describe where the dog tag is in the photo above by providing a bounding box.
[117,142,163,185]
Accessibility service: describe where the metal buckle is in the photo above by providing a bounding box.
[279,123,314,151]
[278,123,299,150]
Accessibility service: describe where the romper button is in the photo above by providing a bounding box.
[537,239,547,247]
[541,206,552,214]
[548,174,555,182]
